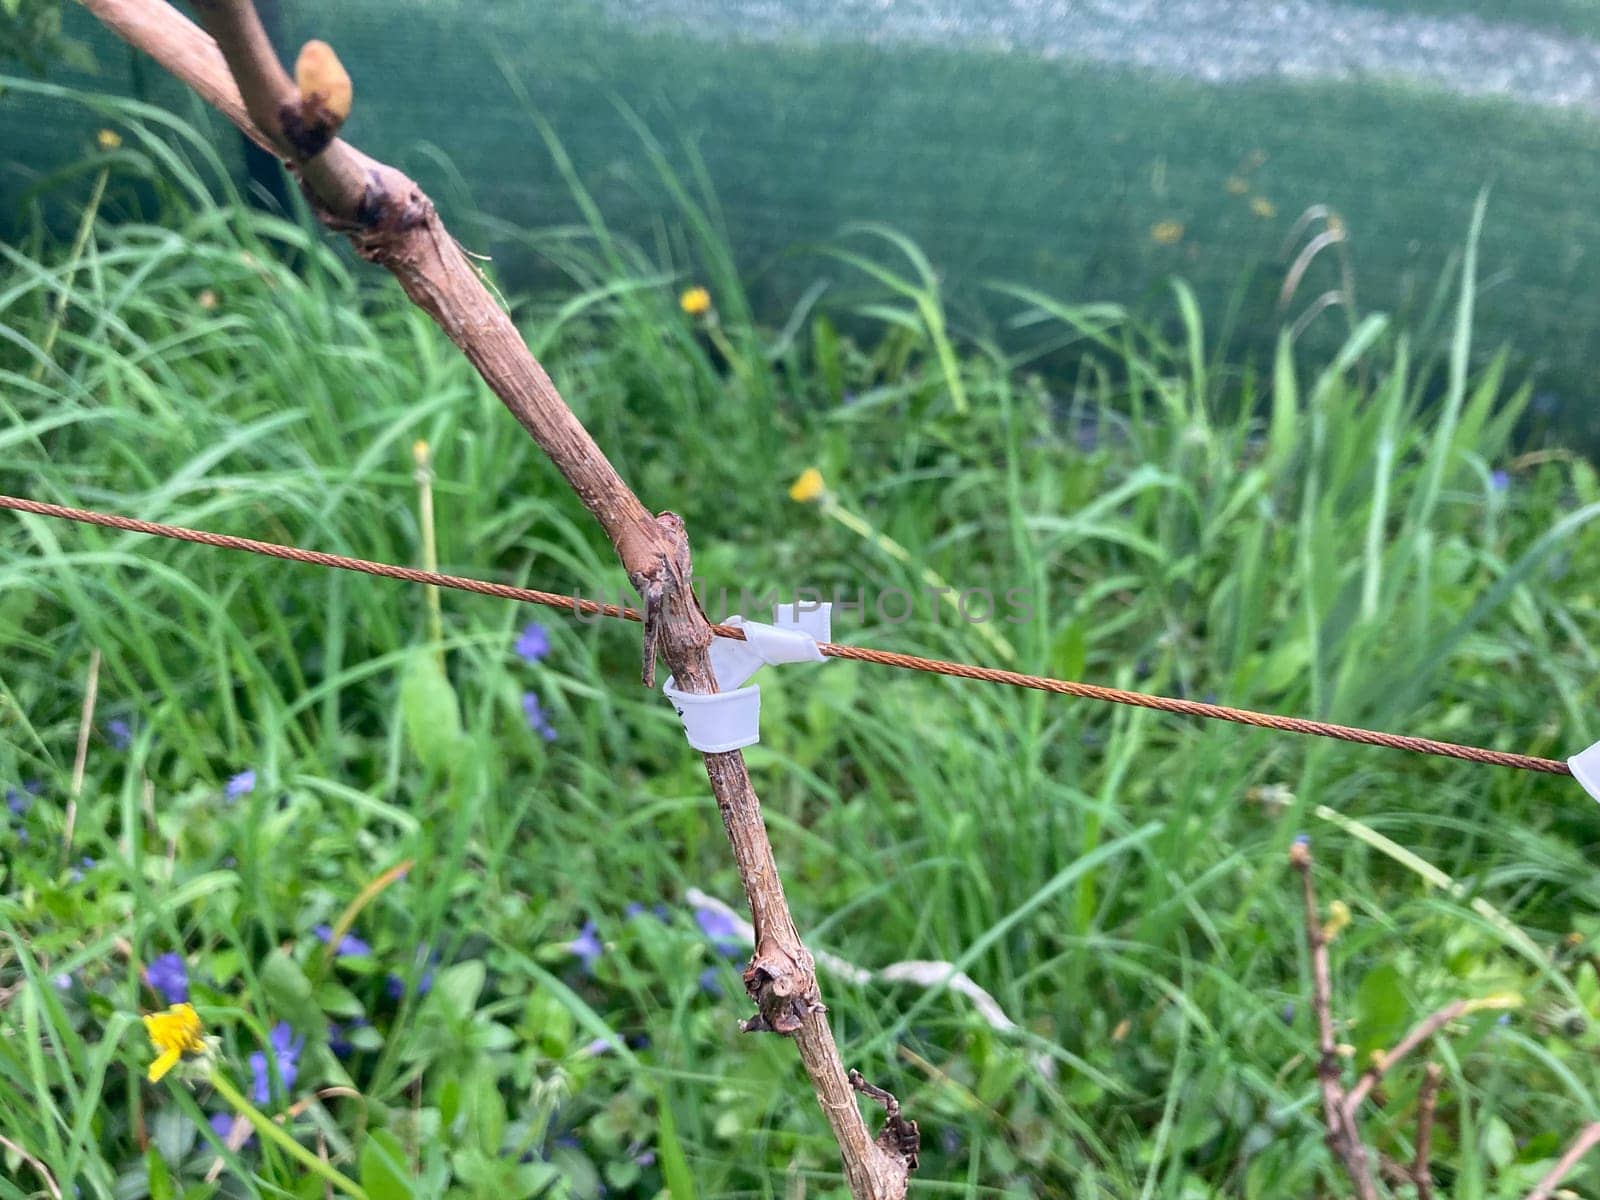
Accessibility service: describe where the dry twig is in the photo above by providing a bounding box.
[1526,1121,1600,1200]
[1412,1062,1441,1200]
[77,2,914,1193]
[1292,838,1379,1200]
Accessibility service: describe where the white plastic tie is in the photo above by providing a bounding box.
[1568,740,1600,804]
[662,603,831,753]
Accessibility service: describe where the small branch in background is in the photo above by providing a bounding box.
[63,647,101,862]
[1290,837,1379,1200]
[1413,1062,1441,1200]
[1344,1001,1469,1117]
[0,1135,63,1200]
[1525,1121,1600,1200]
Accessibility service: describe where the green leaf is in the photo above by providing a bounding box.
[400,647,464,772]
[1050,621,1088,681]
[145,1147,175,1200]
[655,1089,698,1200]
[1483,1116,1515,1169]
[435,960,486,1012]
[1354,962,1407,1051]
[260,950,323,1044]
[360,1129,416,1200]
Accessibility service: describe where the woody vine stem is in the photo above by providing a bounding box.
[76,1,916,1194]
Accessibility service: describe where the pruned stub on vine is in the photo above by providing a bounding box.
[740,939,824,1035]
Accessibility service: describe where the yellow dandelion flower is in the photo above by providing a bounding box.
[1224,176,1249,196]
[788,467,826,504]
[142,1002,206,1083]
[96,129,122,151]
[1150,220,1184,246]
[1250,196,1277,219]
[679,286,712,317]
[1321,899,1351,943]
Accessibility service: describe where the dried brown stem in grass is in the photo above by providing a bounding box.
[1291,839,1380,1200]
[77,2,914,1194]
[1413,1062,1441,1200]
[1344,1001,1469,1118]
[1525,1121,1600,1200]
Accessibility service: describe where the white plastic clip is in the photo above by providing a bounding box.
[662,603,830,753]
[1569,740,1600,804]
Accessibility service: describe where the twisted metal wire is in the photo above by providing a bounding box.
[0,493,1571,777]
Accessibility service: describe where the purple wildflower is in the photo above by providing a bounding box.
[698,966,723,996]
[5,789,27,817]
[147,952,189,1005]
[694,906,744,959]
[69,856,94,883]
[249,1023,303,1106]
[514,623,551,664]
[1490,469,1510,492]
[569,920,604,971]
[225,770,255,800]
[313,925,372,958]
[625,902,670,922]
[106,719,132,750]
[521,692,558,742]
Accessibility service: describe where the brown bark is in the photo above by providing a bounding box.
[77,2,913,1194]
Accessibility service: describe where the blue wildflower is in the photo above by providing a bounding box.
[328,1017,367,1059]
[1293,833,1310,847]
[521,692,558,742]
[514,623,551,664]
[225,770,255,800]
[147,953,189,1005]
[249,1023,304,1106]
[1279,1002,1296,1025]
[1490,469,1510,492]
[5,789,28,817]
[625,902,670,922]
[569,920,604,971]
[694,906,744,959]
[385,951,436,1000]
[698,966,723,996]
[69,856,94,883]
[107,719,132,750]
[313,924,372,958]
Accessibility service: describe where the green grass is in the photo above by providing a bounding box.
[3,93,1600,1199]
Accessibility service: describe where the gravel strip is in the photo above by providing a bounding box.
[600,0,1600,115]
